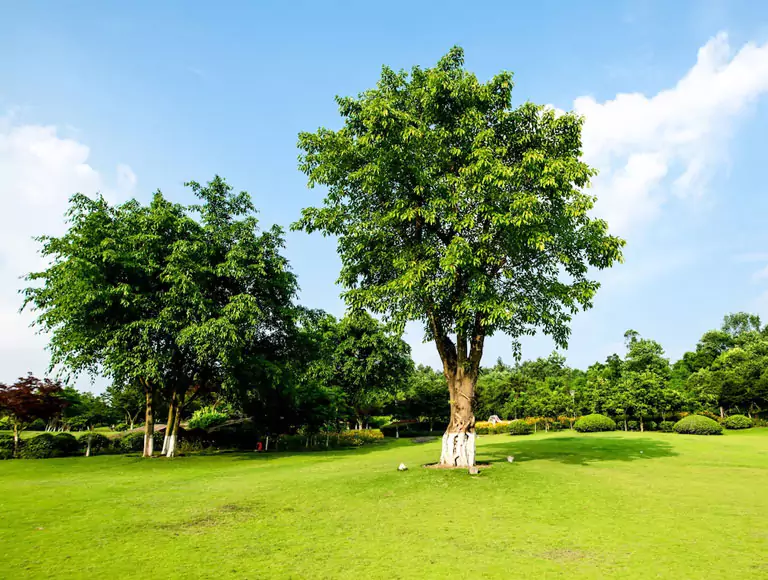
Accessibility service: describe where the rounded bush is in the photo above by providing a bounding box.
[659,421,675,433]
[20,433,56,458]
[673,414,723,435]
[79,432,112,454]
[509,419,532,435]
[52,433,79,457]
[723,414,753,430]
[574,414,616,433]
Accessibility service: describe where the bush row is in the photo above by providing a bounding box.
[1,423,387,459]
[0,430,167,459]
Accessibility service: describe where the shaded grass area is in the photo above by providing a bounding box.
[1,430,767,579]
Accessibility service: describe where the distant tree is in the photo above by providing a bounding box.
[328,312,413,429]
[0,375,67,456]
[294,47,624,465]
[404,365,448,430]
[721,312,761,338]
[104,382,144,430]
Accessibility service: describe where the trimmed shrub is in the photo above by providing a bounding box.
[673,414,723,435]
[723,414,753,430]
[112,423,129,432]
[626,420,639,431]
[28,418,46,431]
[0,433,14,459]
[52,433,79,457]
[78,432,112,454]
[188,406,229,430]
[645,421,658,431]
[574,414,616,433]
[659,421,675,433]
[20,433,56,458]
[509,419,532,435]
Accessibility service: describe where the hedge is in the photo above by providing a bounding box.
[0,434,14,459]
[659,421,675,433]
[574,414,616,433]
[673,414,723,435]
[78,432,113,454]
[509,419,532,435]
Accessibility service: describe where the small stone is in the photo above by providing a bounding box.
[468,466,480,475]
[507,455,515,463]
[398,463,408,471]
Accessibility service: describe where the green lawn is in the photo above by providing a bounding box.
[1,430,767,579]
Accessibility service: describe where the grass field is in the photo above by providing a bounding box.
[1,430,767,579]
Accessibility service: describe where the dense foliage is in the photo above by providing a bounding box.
[188,406,229,430]
[574,414,616,433]
[673,415,724,435]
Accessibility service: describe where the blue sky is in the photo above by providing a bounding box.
[3,0,768,389]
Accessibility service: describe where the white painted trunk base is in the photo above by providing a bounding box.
[165,434,177,457]
[161,433,169,455]
[439,432,476,467]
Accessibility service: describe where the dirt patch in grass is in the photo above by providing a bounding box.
[539,548,589,563]
[411,436,438,444]
[423,462,491,469]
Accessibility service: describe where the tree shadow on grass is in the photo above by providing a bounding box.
[477,435,678,466]
[200,439,411,463]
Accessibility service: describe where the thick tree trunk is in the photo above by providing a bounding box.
[640,417,644,432]
[719,406,725,419]
[166,399,182,457]
[439,373,477,467]
[142,385,154,458]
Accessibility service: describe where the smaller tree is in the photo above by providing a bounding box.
[0,374,67,456]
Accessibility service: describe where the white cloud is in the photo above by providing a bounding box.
[574,32,768,235]
[753,265,768,280]
[0,112,135,385]
[735,252,768,263]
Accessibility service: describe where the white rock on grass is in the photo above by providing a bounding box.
[398,463,408,471]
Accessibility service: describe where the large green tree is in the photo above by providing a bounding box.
[294,48,624,466]
[24,177,297,457]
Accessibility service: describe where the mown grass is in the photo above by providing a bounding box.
[1,430,766,579]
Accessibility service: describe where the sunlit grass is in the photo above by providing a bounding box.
[1,429,766,579]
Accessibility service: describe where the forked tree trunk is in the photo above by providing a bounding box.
[439,372,477,468]
[142,384,154,458]
[162,391,178,455]
[166,400,182,457]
